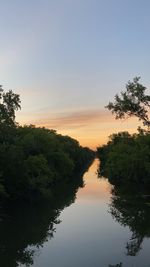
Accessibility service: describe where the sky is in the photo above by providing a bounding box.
[0,0,150,149]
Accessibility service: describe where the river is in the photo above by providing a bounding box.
[1,159,150,267]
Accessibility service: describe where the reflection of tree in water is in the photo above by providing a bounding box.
[109,185,150,256]
[0,167,87,267]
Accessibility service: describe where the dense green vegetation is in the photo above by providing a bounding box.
[97,78,150,185]
[0,86,94,201]
[97,131,150,185]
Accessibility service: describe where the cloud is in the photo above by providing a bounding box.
[27,108,114,130]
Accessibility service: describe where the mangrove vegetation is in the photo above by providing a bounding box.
[0,86,94,201]
[97,77,150,185]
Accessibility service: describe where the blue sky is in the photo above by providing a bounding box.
[0,0,150,148]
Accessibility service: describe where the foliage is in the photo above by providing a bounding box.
[0,87,94,201]
[106,77,150,128]
[97,131,150,184]
[0,124,94,200]
[98,77,150,185]
[0,85,21,126]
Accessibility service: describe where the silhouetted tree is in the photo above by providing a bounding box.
[0,85,21,126]
[106,77,150,128]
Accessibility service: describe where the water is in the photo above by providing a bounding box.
[0,159,150,267]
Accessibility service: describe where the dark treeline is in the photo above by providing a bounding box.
[97,131,150,185]
[0,86,94,201]
[97,77,150,185]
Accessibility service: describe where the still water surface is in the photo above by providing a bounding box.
[1,159,150,267]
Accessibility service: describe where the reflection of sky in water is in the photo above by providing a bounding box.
[77,159,112,202]
[26,159,150,267]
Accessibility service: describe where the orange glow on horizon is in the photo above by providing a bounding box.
[16,108,144,150]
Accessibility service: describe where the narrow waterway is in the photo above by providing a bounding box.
[1,159,150,267]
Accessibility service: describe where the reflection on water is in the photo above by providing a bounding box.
[110,185,150,257]
[0,159,150,267]
[0,168,85,267]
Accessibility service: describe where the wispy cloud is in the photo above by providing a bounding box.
[26,109,114,130]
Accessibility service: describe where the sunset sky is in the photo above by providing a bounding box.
[1,0,150,149]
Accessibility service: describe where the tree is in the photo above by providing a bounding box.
[0,85,21,126]
[106,77,150,128]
